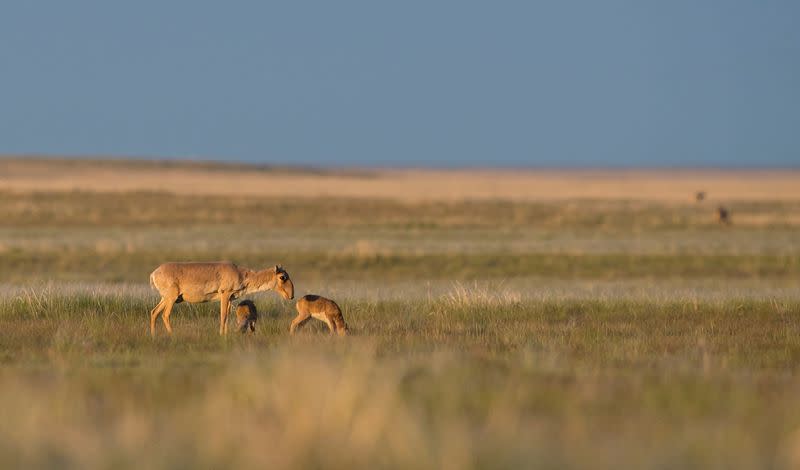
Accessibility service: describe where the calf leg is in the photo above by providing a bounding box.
[290,312,312,334]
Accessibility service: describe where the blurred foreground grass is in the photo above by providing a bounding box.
[1,291,800,468]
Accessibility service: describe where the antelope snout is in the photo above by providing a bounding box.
[283,280,295,300]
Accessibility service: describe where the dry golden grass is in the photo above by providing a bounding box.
[2,156,799,201]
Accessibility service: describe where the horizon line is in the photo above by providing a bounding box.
[2,153,799,172]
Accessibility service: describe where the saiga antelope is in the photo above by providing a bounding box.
[291,294,349,336]
[149,262,293,335]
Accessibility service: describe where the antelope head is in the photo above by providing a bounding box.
[246,264,294,300]
[270,265,294,300]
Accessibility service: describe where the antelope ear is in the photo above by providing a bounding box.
[273,265,279,272]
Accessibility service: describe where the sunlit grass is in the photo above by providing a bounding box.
[1,180,800,468]
[1,249,799,284]
[1,290,800,468]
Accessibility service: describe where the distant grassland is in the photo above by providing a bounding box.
[3,157,800,201]
[2,249,799,283]
[2,190,800,229]
[0,189,798,283]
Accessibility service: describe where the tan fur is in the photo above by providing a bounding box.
[235,300,259,334]
[149,262,293,335]
[290,295,349,336]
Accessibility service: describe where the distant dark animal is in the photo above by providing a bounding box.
[695,191,706,202]
[717,206,731,225]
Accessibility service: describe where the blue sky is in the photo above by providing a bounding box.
[1,1,798,167]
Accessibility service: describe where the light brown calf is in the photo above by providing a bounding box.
[235,300,259,333]
[291,295,349,336]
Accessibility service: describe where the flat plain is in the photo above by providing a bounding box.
[1,157,799,469]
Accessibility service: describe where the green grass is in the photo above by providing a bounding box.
[1,292,800,468]
[1,190,800,468]
[2,248,799,283]
[2,190,798,229]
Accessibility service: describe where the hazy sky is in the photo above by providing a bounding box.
[1,1,798,167]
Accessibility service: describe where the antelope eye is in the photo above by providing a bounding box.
[280,275,287,281]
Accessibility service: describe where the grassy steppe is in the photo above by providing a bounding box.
[1,292,800,469]
[0,162,799,468]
